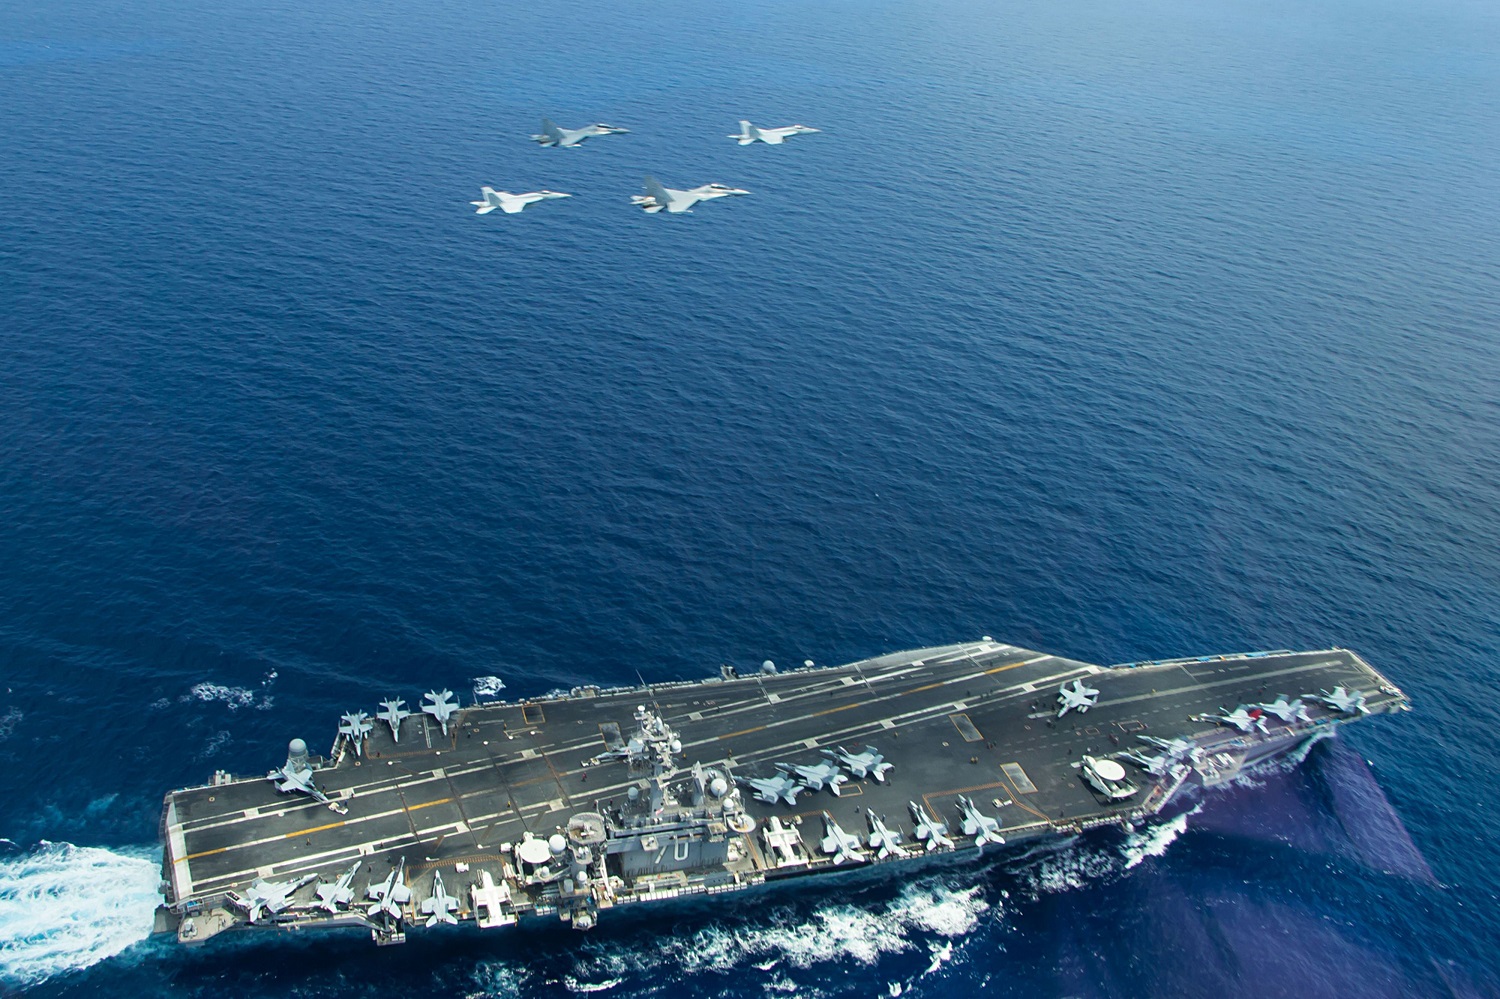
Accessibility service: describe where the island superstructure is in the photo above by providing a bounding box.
[154,639,1407,945]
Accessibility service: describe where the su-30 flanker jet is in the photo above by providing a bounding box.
[338,711,372,756]
[377,698,411,741]
[1056,678,1101,717]
[268,750,347,814]
[908,801,955,852]
[470,187,572,215]
[778,759,848,796]
[531,118,629,148]
[728,120,820,145]
[823,745,894,783]
[957,795,1006,851]
[631,176,749,214]
[421,870,460,927]
[227,873,316,924]
[735,771,804,807]
[367,858,412,924]
[422,689,460,737]
[820,811,868,866]
[314,860,362,914]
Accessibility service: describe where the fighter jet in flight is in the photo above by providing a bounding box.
[1056,678,1101,717]
[1210,706,1269,734]
[1317,686,1370,715]
[531,118,629,148]
[377,698,411,742]
[422,689,460,737]
[823,745,894,783]
[728,120,821,145]
[735,771,804,807]
[314,860,363,914]
[908,801,955,852]
[338,711,373,756]
[631,176,749,214]
[778,759,848,796]
[367,858,412,923]
[1119,749,1172,775]
[421,870,460,927]
[866,809,909,859]
[1139,735,1198,759]
[228,873,316,923]
[268,761,347,813]
[957,795,1006,851]
[1257,695,1311,724]
[470,187,572,215]
[820,811,867,866]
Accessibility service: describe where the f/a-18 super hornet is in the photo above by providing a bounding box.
[1318,686,1370,715]
[268,739,347,813]
[227,873,316,924]
[823,745,894,783]
[338,711,372,756]
[421,690,460,737]
[1257,695,1311,723]
[958,794,1006,851]
[1210,706,1269,734]
[631,177,749,214]
[908,801,955,852]
[366,858,412,924]
[735,771,804,807]
[470,187,572,215]
[531,118,629,148]
[866,809,909,859]
[820,811,868,866]
[728,120,821,145]
[421,870,459,927]
[778,759,847,796]
[314,860,362,914]
[377,698,411,741]
[1057,678,1101,717]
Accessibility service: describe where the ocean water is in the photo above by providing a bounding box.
[2,0,1498,992]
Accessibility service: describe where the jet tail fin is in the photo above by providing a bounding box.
[642,176,672,207]
[540,118,565,143]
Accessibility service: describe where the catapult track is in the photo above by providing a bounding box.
[156,639,1407,944]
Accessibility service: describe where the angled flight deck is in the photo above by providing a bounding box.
[157,639,1407,945]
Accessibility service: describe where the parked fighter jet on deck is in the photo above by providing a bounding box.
[377,698,411,741]
[228,873,316,923]
[268,759,347,813]
[1317,686,1370,715]
[866,809,909,859]
[729,120,820,145]
[1210,706,1268,733]
[778,759,847,795]
[1257,695,1311,723]
[735,771,804,807]
[958,794,1006,850]
[820,811,867,866]
[338,711,372,756]
[1056,678,1101,717]
[367,858,412,923]
[470,187,571,215]
[314,860,362,913]
[823,745,894,782]
[908,801,954,851]
[531,118,629,148]
[422,689,460,737]
[631,176,748,214]
[421,870,460,927]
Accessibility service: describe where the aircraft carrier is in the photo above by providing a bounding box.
[154,639,1408,945]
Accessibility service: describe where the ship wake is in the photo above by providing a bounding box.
[0,841,160,987]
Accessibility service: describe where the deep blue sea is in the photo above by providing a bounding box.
[2,0,1498,993]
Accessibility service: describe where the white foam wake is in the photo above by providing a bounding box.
[566,878,989,986]
[0,842,160,986]
[1122,804,1202,869]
